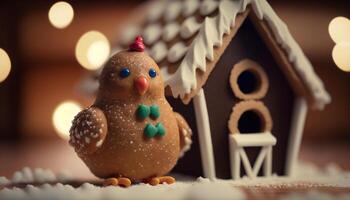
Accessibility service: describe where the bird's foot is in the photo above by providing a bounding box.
[103,177,132,188]
[145,176,176,186]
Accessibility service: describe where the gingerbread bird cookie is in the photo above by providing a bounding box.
[69,36,192,187]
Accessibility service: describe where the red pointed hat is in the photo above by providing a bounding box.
[129,36,145,52]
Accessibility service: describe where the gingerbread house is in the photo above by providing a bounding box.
[85,0,331,180]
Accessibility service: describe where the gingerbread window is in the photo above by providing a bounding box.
[230,59,269,100]
[228,101,272,134]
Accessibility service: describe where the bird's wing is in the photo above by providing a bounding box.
[174,112,192,158]
[69,107,108,155]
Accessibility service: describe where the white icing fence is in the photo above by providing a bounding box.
[229,132,276,179]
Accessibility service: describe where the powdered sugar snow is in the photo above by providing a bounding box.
[0,162,349,200]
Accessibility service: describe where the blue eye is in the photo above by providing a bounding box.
[149,68,157,78]
[119,68,130,78]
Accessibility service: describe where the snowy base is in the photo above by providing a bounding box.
[0,161,350,200]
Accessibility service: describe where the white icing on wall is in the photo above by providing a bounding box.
[150,41,167,63]
[164,1,182,22]
[180,17,201,39]
[167,42,188,63]
[200,0,219,16]
[163,22,180,42]
[142,23,162,45]
[182,0,199,17]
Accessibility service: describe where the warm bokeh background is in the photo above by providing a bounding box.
[0,0,349,179]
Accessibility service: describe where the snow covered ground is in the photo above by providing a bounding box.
[0,161,349,200]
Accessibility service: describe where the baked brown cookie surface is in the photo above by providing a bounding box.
[69,37,192,183]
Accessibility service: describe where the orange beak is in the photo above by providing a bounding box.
[134,76,149,95]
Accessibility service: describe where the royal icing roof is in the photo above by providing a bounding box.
[114,0,331,110]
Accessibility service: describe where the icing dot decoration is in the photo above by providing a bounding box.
[149,68,157,78]
[144,123,158,138]
[150,105,160,119]
[119,68,130,78]
[143,24,162,45]
[162,22,180,42]
[129,36,145,52]
[167,42,188,63]
[156,123,166,137]
[150,41,167,63]
[200,0,219,16]
[164,1,182,22]
[182,0,199,17]
[137,104,150,119]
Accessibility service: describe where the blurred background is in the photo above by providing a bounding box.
[0,0,349,179]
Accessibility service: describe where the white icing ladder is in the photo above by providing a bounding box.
[229,132,276,179]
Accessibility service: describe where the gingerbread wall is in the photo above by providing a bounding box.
[169,18,296,179]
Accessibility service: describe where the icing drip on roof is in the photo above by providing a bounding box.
[150,41,167,63]
[147,1,166,22]
[167,42,188,63]
[165,0,239,96]
[200,0,220,16]
[180,17,201,39]
[163,0,330,109]
[182,0,199,17]
[143,23,162,45]
[250,0,331,109]
[164,1,182,22]
[163,22,180,42]
[113,0,330,110]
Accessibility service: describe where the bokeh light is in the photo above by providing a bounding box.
[48,1,74,29]
[52,101,82,140]
[75,31,110,70]
[328,16,350,44]
[0,48,11,83]
[332,43,350,72]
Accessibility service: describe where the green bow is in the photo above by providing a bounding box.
[137,104,160,119]
[137,104,165,138]
[144,123,166,138]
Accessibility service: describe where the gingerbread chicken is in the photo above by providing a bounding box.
[69,36,192,187]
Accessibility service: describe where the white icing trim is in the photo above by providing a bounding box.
[142,23,162,45]
[193,89,216,180]
[200,0,219,16]
[229,132,276,180]
[165,0,237,96]
[180,17,201,39]
[230,133,276,147]
[167,42,188,63]
[285,97,308,176]
[162,22,180,42]
[150,41,167,63]
[250,1,331,109]
[162,0,330,109]
[182,0,199,17]
[164,1,182,22]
